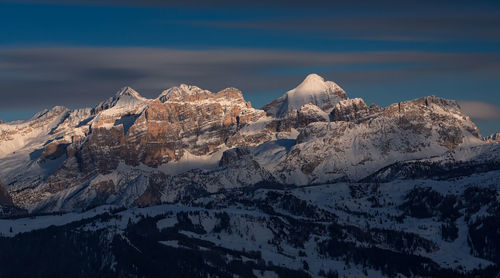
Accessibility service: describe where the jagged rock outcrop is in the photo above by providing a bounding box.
[486,133,500,143]
[76,85,267,173]
[264,103,331,135]
[297,103,330,127]
[330,98,382,122]
[277,96,485,184]
[218,147,251,166]
[40,141,69,160]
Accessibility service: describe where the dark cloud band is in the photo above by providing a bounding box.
[1,47,500,110]
[459,101,500,121]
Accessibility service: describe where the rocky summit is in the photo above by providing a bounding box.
[0,74,499,278]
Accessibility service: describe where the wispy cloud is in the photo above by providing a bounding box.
[167,12,500,42]
[459,101,500,121]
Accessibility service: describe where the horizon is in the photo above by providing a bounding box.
[0,0,499,135]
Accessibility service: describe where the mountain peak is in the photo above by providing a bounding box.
[404,95,461,112]
[115,86,142,99]
[292,74,343,97]
[28,106,68,121]
[93,87,147,114]
[487,133,500,143]
[157,84,209,102]
[157,84,246,105]
[263,73,347,117]
[296,73,326,92]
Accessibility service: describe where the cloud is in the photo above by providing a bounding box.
[459,101,500,121]
[167,12,500,42]
[1,47,500,111]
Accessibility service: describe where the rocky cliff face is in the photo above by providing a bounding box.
[76,85,267,174]
[330,98,382,122]
[276,96,483,184]
[487,133,500,143]
[159,94,487,194]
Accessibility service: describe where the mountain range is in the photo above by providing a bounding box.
[0,74,499,278]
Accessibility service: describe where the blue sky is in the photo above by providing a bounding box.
[0,0,499,135]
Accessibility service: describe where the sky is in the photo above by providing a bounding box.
[0,0,499,135]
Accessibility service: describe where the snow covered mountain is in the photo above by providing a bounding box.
[263,73,347,118]
[0,74,499,277]
[0,73,497,212]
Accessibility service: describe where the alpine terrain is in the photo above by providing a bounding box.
[1,74,499,278]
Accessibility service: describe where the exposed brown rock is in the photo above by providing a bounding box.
[66,86,267,176]
[297,104,329,127]
[330,98,382,122]
[41,141,69,160]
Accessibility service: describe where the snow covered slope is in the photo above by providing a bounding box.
[1,169,499,278]
[275,96,484,184]
[263,73,347,117]
[93,86,148,115]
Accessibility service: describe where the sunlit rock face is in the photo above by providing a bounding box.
[330,98,383,122]
[78,85,268,173]
[1,83,273,211]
